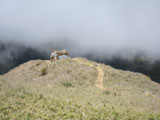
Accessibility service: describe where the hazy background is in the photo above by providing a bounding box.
[1,0,160,56]
[0,0,160,82]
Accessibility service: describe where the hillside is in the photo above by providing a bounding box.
[1,41,160,84]
[0,58,160,120]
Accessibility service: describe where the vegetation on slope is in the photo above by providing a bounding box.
[0,58,160,119]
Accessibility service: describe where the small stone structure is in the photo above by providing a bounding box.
[50,49,70,62]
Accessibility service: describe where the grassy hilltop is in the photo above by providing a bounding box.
[0,58,160,120]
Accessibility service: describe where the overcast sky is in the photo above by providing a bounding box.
[0,0,160,58]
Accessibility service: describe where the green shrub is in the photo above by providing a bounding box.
[67,69,72,73]
[62,81,73,87]
[36,63,40,66]
[103,90,110,95]
[40,68,47,76]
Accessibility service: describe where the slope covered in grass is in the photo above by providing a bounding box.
[0,58,160,120]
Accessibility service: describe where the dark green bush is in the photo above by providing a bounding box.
[40,68,47,76]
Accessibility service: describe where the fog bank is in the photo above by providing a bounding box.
[0,0,160,59]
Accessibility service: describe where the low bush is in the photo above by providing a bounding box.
[40,68,47,76]
[62,81,73,87]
